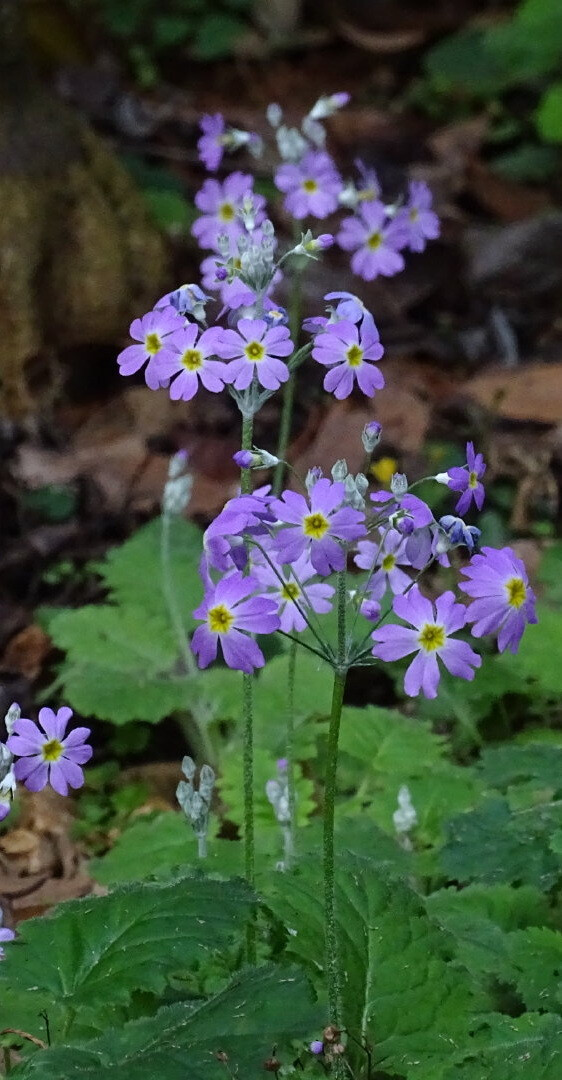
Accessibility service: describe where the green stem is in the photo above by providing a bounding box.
[161,513,216,767]
[323,569,348,1033]
[324,666,347,1029]
[240,411,256,963]
[286,639,297,865]
[273,251,303,495]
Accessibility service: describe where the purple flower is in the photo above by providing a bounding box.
[438,515,480,553]
[7,708,92,796]
[234,450,255,468]
[354,528,412,600]
[117,307,184,389]
[446,443,486,516]
[394,181,440,254]
[0,926,15,958]
[337,201,407,280]
[0,800,11,823]
[310,1041,324,1055]
[254,552,334,632]
[204,491,274,571]
[191,573,280,673]
[275,151,342,220]
[155,284,210,320]
[362,420,382,452]
[459,546,538,654]
[197,113,225,172]
[271,478,366,576]
[192,173,265,251]
[371,587,481,698]
[370,489,433,531]
[360,598,381,622]
[312,319,384,399]
[200,253,257,309]
[216,318,293,391]
[155,324,228,401]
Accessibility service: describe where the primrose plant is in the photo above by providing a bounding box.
[0,95,539,1077]
[113,91,539,1047]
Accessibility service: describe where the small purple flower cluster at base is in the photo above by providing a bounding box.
[1,705,92,830]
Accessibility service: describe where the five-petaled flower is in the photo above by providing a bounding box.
[394,180,440,254]
[254,552,334,632]
[216,319,293,390]
[192,572,280,673]
[7,708,92,796]
[354,528,413,600]
[459,546,537,654]
[275,151,342,220]
[337,200,407,280]
[117,307,184,389]
[192,173,265,251]
[271,479,366,576]
[155,323,229,400]
[371,586,481,698]
[446,442,486,516]
[312,318,384,399]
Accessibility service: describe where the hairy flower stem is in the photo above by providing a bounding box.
[323,569,348,1041]
[273,247,303,494]
[240,411,256,962]
[286,639,297,865]
[161,514,215,767]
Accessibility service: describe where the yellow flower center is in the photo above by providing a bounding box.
[245,341,265,362]
[207,604,234,634]
[505,577,526,609]
[181,348,203,371]
[281,582,300,601]
[382,554,396,572]
[42,738,64,763]
[302,179,318,193]
[303,512,330,539]
[346,344,363,368]
[145,332,162,355]
[468,470,479,489]
[358,187,377,202]
[418,622,445,652]
[233,257,242,269]
[409,208,419,222]
[367,232,382,250]
[219,202,235,222]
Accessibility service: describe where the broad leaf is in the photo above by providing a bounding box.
[268,853,479,1078]
[0,875,253,1033]
[12,964,320,1080]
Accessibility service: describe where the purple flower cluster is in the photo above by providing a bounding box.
[337,179,440,281]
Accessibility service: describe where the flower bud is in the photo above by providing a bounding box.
[360,599,381,622]
[331,459,348,482]
[393,785,417,834]
[309,92,350,121]
[305,466,323,494]
[266,103,283,128]
[4,703,20,737]
[391,472,408,497]
[361,421,382,453]
[395,514,415,537]
[310,1041,324,1055]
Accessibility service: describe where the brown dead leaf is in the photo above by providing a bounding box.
[465,363,562,424]
[336,18,426,52]
[1,624,51,680]
[467,160,552,223]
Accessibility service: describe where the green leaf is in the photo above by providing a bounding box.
[512,606,562,695]
[91,812,247,885]
[537,542,562,602]
[537,84,562,142]
[507,927,562,1012]
[478,744,562,794]
[427,883,549,986]
[0,875,254,1033]
[192,13,246,60]
[442,1012,562,1078]
[100,517,203,628]
[12,965,320,1080]
[48,604,195,723]
[440,797,562,888]
[268,853,479,1077]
